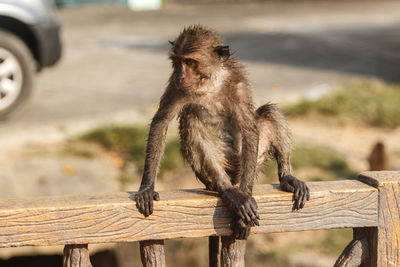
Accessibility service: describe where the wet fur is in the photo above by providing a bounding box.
[136,25,309,240]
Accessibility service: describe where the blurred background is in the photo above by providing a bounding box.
[0,0,399,266]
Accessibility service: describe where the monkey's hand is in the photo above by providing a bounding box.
[233,216,251,240]
[221,188,260,227]
[280,175,310,210]
[134,187,160,217]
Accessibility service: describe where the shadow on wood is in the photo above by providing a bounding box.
[0,171,398,267]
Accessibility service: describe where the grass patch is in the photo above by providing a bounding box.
[292,144,356,179]
[284,79,400,128]
[262,143,357,183]
[61,142,99,159]
[78,125,184,182]
[78,127,356,184]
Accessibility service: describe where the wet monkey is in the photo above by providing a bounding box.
[134,25,310,265]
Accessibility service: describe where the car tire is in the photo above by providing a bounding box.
[0,29,34,119]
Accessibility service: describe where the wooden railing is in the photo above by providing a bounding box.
[0,171,398,267]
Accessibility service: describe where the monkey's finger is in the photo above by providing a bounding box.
[149,196,154,215]
[247,204,259,226]
[302,183,309,207]
[238,218,247,228]
[242,227,250,240]
[143,194,151,217]
[237,208,247,225]
[244,202,256,221]
[252,218,260,226]
[153,191,160,201]
[249,201,260,220]
[136,195,144,213]
[239,230,245,240]
[249,211,259,226]
[135,195,140,209]
[297,184,305,209]
[294,188,301,210]
[235,228,241,239]
[235,227,244,240]
[234,231,238,239]
[240,205,252,225]
[299,189,307,209]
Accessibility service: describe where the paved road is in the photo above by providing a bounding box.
[1,1,400,146]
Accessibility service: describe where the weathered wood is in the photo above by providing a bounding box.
[334,228,371,267]
[0,180,378,248]
[63,244,92,267]
[209,236,220,267]
[221,236,246,267]
[358,171,400,267]
[139,240,165,267]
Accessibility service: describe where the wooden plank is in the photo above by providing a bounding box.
[358,171,400,267]
[0,180,378,248]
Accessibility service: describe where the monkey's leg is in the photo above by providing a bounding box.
[179,115,248,266]
[256,103,310,210]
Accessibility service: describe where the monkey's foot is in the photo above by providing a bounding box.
[232,218,251,240]
[279,175,310,210]
[221,188,260,227]
[134,188,160,217]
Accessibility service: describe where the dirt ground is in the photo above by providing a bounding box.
[1,1,400,139]
[1,0,400,195]
[0,1,400,265]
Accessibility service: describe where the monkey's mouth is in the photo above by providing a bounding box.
[180,85,193,91]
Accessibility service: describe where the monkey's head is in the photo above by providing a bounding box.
[169,25,230,91]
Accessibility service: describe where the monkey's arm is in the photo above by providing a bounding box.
[220,103,260,228]
[238,109,259,195]
[135,91,183,217]
[256,103,310,210]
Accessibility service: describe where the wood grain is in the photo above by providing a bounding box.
[139,240,165,267]
[221,236,246,267]
[334,227,371,267]
[63,244,92,267]
[359,171,400,267]
[0,180,378,248]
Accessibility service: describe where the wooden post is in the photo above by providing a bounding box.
[336,171,400,267]
[221,236,246,267]
[139,240,166,267]
[63,244,92,267]
[209,236,220,267]
[334,227,372,267]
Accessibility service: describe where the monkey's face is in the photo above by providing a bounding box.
[170,55,202,91]
[169,25,231,92]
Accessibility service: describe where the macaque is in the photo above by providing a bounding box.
[135,25,309,265]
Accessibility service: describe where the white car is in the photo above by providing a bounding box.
[0,0,62,118]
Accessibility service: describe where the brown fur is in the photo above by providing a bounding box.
[135,25,309,244]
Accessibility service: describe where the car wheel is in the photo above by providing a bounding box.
[0,29,34,119]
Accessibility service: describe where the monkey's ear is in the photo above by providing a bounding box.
[168,40,175,46]
[214,45,230,61]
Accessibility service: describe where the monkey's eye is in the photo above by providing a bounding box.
[184,58,196,67]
